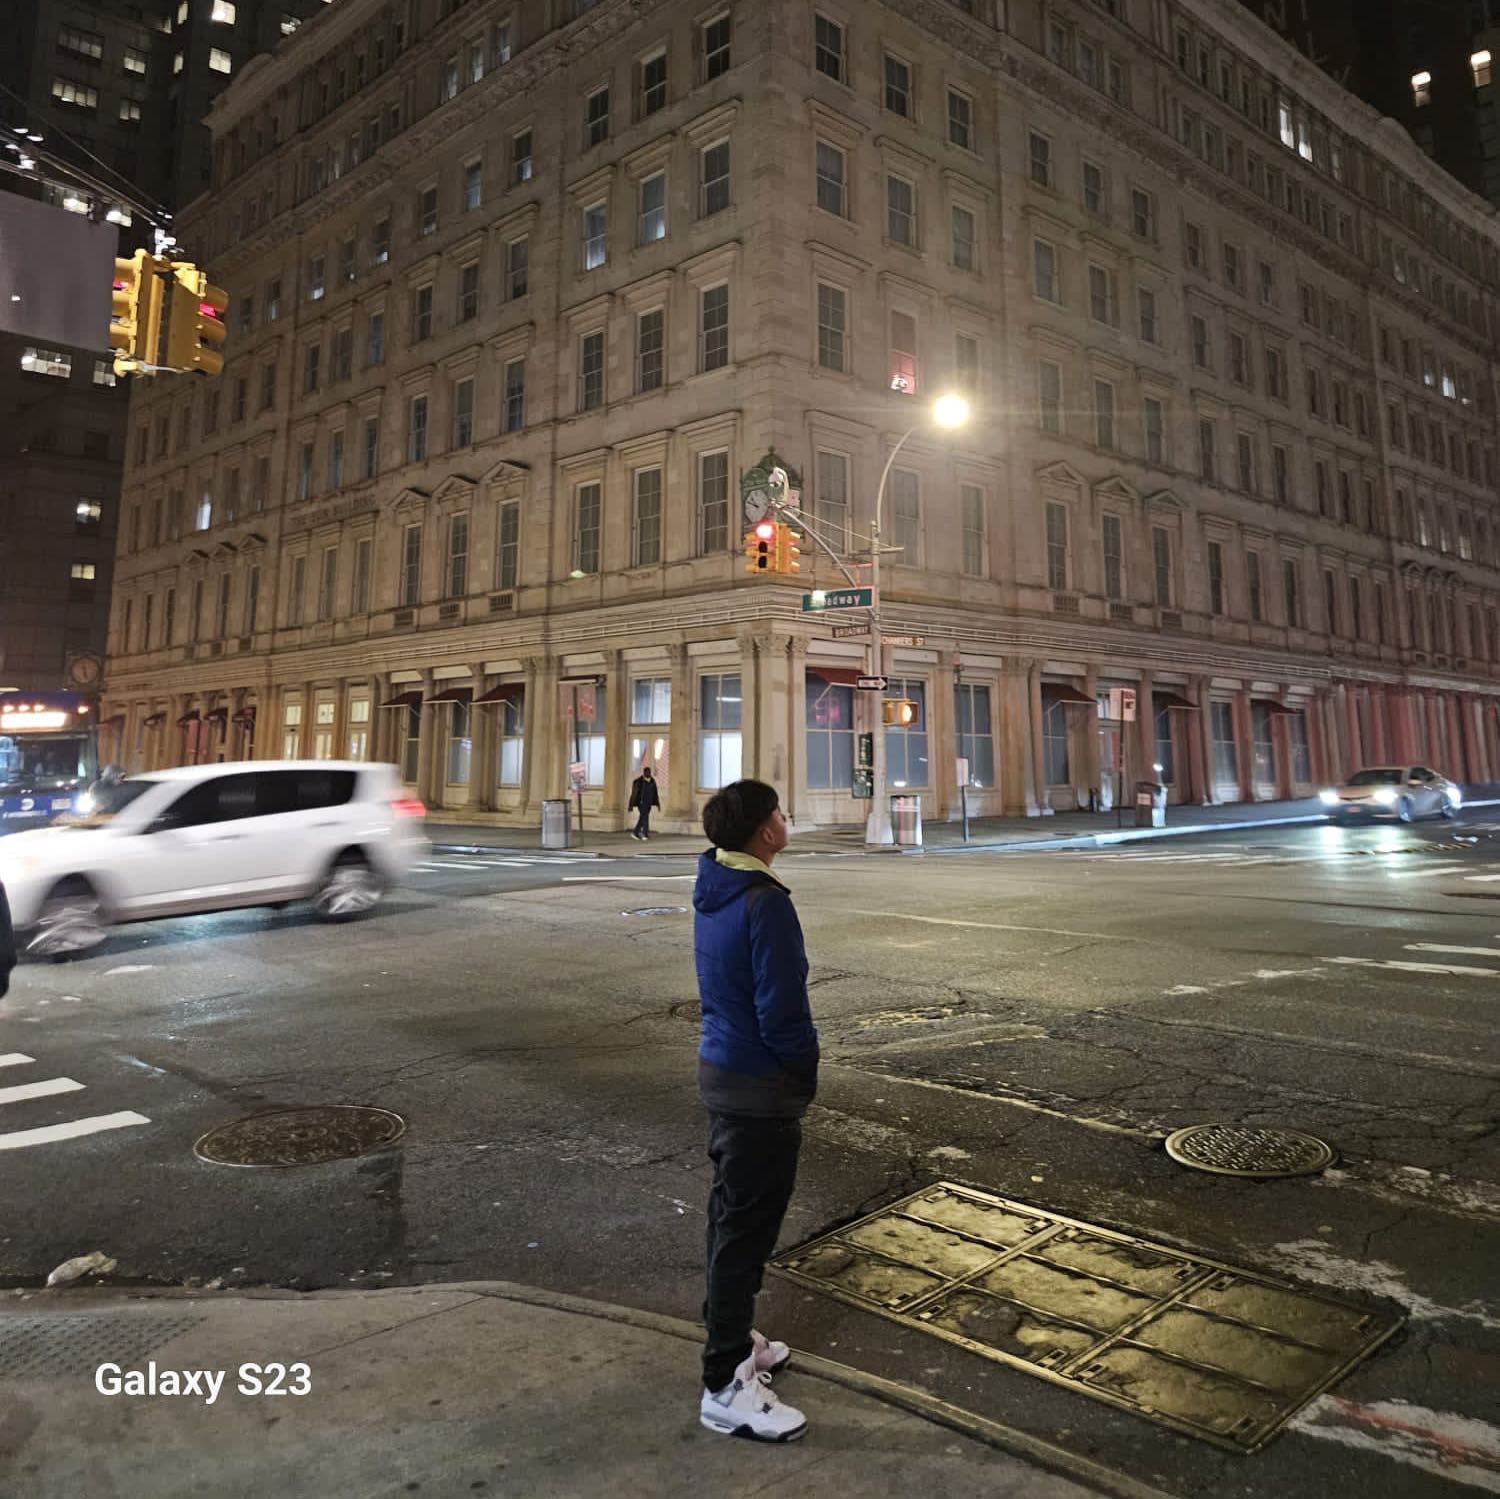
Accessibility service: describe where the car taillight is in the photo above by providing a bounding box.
[391,799,426,818]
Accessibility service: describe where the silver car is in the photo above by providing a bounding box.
[1320,765,1462,823]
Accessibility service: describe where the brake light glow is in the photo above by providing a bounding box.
[391,799,426,818]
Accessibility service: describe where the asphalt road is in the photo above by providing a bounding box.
[2,814,1497,1498]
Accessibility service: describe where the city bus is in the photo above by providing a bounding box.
[0,691,99,826]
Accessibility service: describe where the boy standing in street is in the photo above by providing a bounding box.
[692,779,818,1442]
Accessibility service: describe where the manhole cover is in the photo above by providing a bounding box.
[194,1106,406,1167]
[1164,1124,1335,1178]
[623,905,688,916]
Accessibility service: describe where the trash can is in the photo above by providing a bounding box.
[541,798,572,849]
[890,795,924,848]
[1134,782,1167,829]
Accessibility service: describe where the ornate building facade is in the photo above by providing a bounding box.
[102,0,1500,829]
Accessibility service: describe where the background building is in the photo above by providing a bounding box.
[0,0,321,693]
[102,0,1500,829]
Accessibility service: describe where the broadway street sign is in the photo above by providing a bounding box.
[802,587,874,612]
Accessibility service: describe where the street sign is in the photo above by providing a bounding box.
[568,761,587,794]
[856,675,888,690]
[1106,687,1138,722]
[831,624,867,638]
[882,634,925,647]
[801,587,873,612]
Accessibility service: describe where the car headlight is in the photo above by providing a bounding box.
[1447,787,1462,805]
[1372,788,1397,805]
[1319,788,1340,806]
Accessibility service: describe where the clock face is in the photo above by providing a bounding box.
[69,655,101,687]
[743,486,772,523]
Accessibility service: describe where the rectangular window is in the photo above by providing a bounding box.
[703,13,731,79]
[1211,701,1238,791]
[452,377,474,448]
[890,468,920,564]
[638,172,667,242]
[512,129,532,184]
[1102,513,1123,600]
[961,484,985,577]
[400,523,422,605]
[1043,697,1070,785]
[1029,131,1052,187]
[316,546,337,621]
[418,185,437,236]
[503,358,525,433]
[1283,558,1300,627]
[1083,160,1105,216]
[815,140,847,215]
[1153,526,1172,606]
[889,310,918,395]
[806,677,856,791]
[698,674,743,789]
[698,450,730,554]
[1229,331,1248,385]
[286,555,306,626]
[954,683,994,787]
[457,263,479,323]
[883,678,928,788]
[496,501,520,591]
[948,89,973,149]
[1094,379,1115,449]
[1034,239,1059,302]
[632,467,662,566]
[362,416,380,479]
[954,333,979,395]
[884,53,911,115]
[640,51,667,117]
[1045,501,1068,590]
[585,86,610,147]
[1131,188,1154,238]
[578,331,605,410]
[1236,431,1255,493]
[408,395,428,462]
[1088,264,1115,324]
[574,482,602,574]
[413,284,433,341]
[701,141,730,215]
[1190,314,1209,368]
[815,449,849,552]
[951,205,976,271]
[329,429,344,489]
[637,308,665,392]
[1198,418,1216,482]
[297,442,314,500]
[446,513,469,596]
[886,175,915,245]
[814,15,844,81]
[352,537,371,614]
[1144,396,1164,464]
[1138,286,1158,343]
[700,284,729,372]
[1208,540,1224,614]
[582,202,608,269]
[507,236,529,299]
[1246,552,1263,621]
[1039,360,1062,434]
[303,341,321,393]
[816,282,847,371]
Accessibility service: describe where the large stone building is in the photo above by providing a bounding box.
[102,0,1500,831]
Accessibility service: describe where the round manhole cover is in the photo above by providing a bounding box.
[194,1106,406,1168]
[623,905,688,916]
[1163,1124,1335,1178]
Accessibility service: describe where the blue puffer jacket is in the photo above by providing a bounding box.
[693,850,819,1116]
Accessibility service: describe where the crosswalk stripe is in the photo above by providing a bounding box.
[0,1077,84,1106]
[1465,873,1500,882]
[1406,942,1500,958]
[1331,955,1500,977]
[0,1054,37,1069]
[0,1111,152,1151]
[1387,865,1467,878]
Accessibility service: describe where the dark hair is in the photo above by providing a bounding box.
[702,779,779,851]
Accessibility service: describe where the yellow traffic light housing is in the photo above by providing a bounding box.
[744,519,776,573]
[775,524,802,574]
[164,263,229,375]
[882,698,917,726]
[109,251,167,375]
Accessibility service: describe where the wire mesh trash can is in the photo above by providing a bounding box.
[891,795,923,847]
[541,799,572,849]
[1134,782,1167,828]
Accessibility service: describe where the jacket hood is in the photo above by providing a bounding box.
[693,849,773,914]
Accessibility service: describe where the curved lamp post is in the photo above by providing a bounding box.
[866,393,971,846]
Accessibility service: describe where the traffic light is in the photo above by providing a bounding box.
[744,519,777,573]
[882,698,917,726]
[163,262,229,375]
[774,523,802,574]
[109,251,166,375]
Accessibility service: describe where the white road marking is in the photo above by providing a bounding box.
[1465,873,1500,882]
[1387,864,1467,879]
[0,1111,151,1151]
[1330,955,1500,977]
[0,1077,84,1106]
[561,874,697,883]
[102,965,155,976]
[0,1054,37,1068]
[1406,942,1500,958]
[845,909,1146,943]
[1291,1396,1500,1492]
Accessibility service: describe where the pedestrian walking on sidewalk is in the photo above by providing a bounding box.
[692,779,818,1442]
[627,765,660,840]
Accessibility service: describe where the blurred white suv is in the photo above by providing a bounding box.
[0,761,427,956]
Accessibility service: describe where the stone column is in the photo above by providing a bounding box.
[1234,687,1255,801]
[415,667,437,808]
[1081,667,1101,810]
[784,637,809,825]
[1445,694,1466,779]
[738,629,761,782]
[369,672,389,763]
[1191,675,1215,803]
[664,643,695,824]
[998,660,1035,816]
[602,649,627,825]
[1461,695,1485,785]
[1343,685,1363,774]
[468,661,490,812]
[521,655,553,811]
[1028,662,1048,814]
[1134,672,1155,793]
[934,653,958,820]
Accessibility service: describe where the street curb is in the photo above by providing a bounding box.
[21,1280,1177,1499]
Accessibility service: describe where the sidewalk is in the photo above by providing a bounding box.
[0,1281,1163,1499]
[427,793,1389,858]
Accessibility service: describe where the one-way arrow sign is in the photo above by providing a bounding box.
[856,675,888,690]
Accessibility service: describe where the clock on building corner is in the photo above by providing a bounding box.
[740,453,802,525]
[66,653,102,690]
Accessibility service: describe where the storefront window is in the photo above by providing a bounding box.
[806,679,855,790]
[282,701,302,759]
[565,683,607,786]
[313,700,335,760]
[401,703,420,783]
[497,693,524,786]
[953,682,993,787]
[348,698,370,760]
[632,677,671,723]
[1287,710,1311,784]
[1043,699,1070,785]
[447,701,472,785]
[1211,701,1238,791]
[698,673,742,789]
[885,677,928,786]
[1153,701,1175,786]
[1251,703,1275,790]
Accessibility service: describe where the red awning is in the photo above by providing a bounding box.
[176,710,200,726]
[1154,690,1199,711]
[474,682,524,704]
[426,686,473,704]
[1254,697,1301,715]
[382,690,424,709]
[809,666,862,686]
[1042,684,1095,708]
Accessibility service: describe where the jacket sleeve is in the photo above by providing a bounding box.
[0,883,14,1000]
[747,886,818,1076]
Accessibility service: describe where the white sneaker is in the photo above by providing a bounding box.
[700,1351,806,1442]
[751,1329,791,1378]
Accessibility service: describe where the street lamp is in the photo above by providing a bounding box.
[866,393,970,846]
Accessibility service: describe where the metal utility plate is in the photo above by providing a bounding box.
[772,1182,1401,1452]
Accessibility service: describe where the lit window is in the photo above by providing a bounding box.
[92,359,116,386]
[1473,51,1492,88]
[51,77,99,109]
[123,47,147,74]
[77,500,102,523]
[1412,70,1431,107]
[21,347,72,378]
[119,99,142,122]
[209,48,232,73]
[281,13,300,35]
[71,562,96,581]
[172,52,184,74]
[212,0,237,22]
